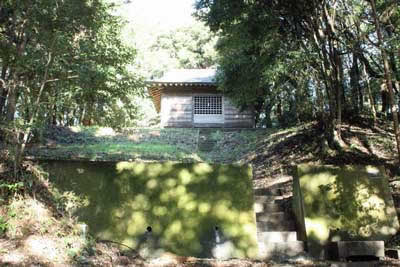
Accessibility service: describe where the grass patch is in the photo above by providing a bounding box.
[200,129,270,163]
[27,126,271,163]
[28,127,200,161]
[50,142,195,161]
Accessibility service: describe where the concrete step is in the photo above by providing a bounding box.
[254,187,284,196]
[198,140,217,152]
[254,202,283,213]
[334,241,384,260]
[199,140,216,144]
[256,212,291,222]
[254,195,285,204]
[199,129,217,134]
[199,145,216,148]
[330,262,380,267]
[257,231,298,242]
[257,220,296,232]
[395,207,400,215]
[258,241,305,259]
[199,144,215,148]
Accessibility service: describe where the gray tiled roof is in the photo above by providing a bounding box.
[149,69,216,85]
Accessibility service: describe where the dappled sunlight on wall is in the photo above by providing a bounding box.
[293,164,399,258]
[43,161,257,258]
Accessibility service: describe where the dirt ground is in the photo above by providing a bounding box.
[1,119,400,266]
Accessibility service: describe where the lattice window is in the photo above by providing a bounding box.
[194,96,222,115]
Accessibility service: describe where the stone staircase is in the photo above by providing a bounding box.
[254,186,305,259]
[197,129,218,152]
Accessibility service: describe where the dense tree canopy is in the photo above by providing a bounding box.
[0,0,142,170]
[149,21,218,77]
[2,0,400,170]
[195,0,400,159]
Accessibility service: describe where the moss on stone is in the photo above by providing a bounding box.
[295,164,399,258]
[43,161,257,258]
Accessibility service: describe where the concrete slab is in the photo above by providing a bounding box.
[256,212,291,222]
[254,203,283,213]
[254,195,283,204]
[257,220,296,232]
[44,161,258,259]
[335,241,385,259]
[253,187,283,196]
[258,241,305,259]
[293,164,399,259]
[257,231,298,242]
[330,262,380,267]
[385,249,400,259]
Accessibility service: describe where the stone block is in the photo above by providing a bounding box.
[257,231,298,242]
[256,212,290,222]
[335,241,384,259]
[254,202,283,213]
[294,164,399,259]
[257,220,296,231]
[254,195,283,204]
[258,241,305,259]
[385,249,400,259]
[330,262,380,267]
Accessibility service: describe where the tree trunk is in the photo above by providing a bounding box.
[363,64,377,124]
[0,64,8,117]
[334,47,342,139]
[264,101,273,128]
[370,0,400,163]
[381,86,389,114]
[315,78,325,120]
[350,53,360,114]
[15,43,55,171]
[5,80,17,122]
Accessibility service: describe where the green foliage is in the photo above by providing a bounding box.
[195,0,400,131]
[0,0,143,147]
[195,0,316,127]
[0,181,24,195]
[210,130,223,141]
[28,127,200,161]
[0,216,8,235]
[149,21,218,78]
[27,126,274,163]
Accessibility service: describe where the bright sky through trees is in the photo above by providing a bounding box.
[121,0,196,29]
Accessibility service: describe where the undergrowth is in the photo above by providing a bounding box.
[1,118,400,265]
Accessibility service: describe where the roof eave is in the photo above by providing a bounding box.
[146,81,216,87]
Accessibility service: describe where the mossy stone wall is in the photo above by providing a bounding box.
[43,161,258,258]
[293,164,399,259]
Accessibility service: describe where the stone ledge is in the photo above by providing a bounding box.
[258,241,305,259]
[385,249,400,259]
[330,241,384,260]
[330,262,380,267]
[257,231,298,242]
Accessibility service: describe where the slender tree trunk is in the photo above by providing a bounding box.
[352,53,363,113]
[316,79,324,117]
[363,64,377,124]
[0,64,9,117]
[16,43,55,170]
[6,79,17,122]
[334,47,342,139]
[370,0,400,163]
[80,105,86,125]
[381,86,389,114]
[264,101,273,128]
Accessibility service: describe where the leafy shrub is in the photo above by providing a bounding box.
[0,216,8,235]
